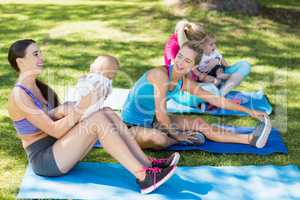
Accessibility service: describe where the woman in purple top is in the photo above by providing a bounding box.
[7,39,180,194]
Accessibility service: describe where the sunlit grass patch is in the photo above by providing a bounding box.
[0,0,299,198]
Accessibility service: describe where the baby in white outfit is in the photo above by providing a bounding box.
[69,55,120,119]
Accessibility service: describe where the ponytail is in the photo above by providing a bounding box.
[36,79,59,108]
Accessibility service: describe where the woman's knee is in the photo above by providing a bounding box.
[147,131,170,148]
[83,111,111,134]
[195,117,206,125]
[194,117,213,133]
[132,128,168,148]
[87,110,106,122]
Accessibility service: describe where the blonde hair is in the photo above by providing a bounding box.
[185,22,206,41]
[199,34,216,47]
[182,40,203,65]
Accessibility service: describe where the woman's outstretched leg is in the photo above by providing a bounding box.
[169,115,250,144]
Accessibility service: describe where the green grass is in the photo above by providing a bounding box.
[0,0,299,198]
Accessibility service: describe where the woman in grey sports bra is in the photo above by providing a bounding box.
[7,39,181,194]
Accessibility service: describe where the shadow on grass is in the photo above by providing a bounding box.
[0,71,17,90]
[0,2,181,35]
[0,1,298,198]
[260,6,300,27]
[0,116,26,162]
[0,2,298,79]
[39,37,163,85]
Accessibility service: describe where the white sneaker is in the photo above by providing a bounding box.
[250,115,272,148]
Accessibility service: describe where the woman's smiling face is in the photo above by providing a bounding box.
[173,46,197,76]
[17,43,44,74]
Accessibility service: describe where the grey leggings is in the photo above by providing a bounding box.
[25,136,63,177]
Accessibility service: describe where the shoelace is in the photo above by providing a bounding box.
[142,167,162,189]
[151,158,167,165]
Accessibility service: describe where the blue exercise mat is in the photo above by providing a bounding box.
[167,90,273,116]
[17,162,300,199]
[167,126,287,154]
[95,126,287,155]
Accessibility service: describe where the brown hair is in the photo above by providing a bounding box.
[8,39,59,108]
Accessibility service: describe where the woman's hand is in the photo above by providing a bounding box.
[175,19,189,32]
[169,131,199,143]
[157,123,200,143]
[213,78,221,86]
[170,59,175,65]
[249,110,267,121]
[76,89,99,112]
[200,59,219,73]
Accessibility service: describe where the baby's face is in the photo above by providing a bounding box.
[203,39,216,55]
[91,63,119,80]
[102,65,119,80]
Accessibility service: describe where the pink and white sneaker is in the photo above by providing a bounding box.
[136,165,177,194]
[150,152,180,168]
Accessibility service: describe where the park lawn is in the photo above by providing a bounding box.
[0,0,299,199]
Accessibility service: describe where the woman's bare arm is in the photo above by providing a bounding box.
[147,69,172,126]
[48,101,76,120]
[182,78,265,118]
[10,89,96,139]
[148,69,197,142]
[176,20,189,48]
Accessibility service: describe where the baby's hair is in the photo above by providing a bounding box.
[90,55,120,73]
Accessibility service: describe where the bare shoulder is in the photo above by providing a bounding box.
[7,87,22,118]
[147,67,168,84]
[7,87,33,119]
